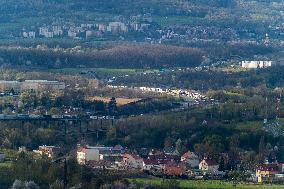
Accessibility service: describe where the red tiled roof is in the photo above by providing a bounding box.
[256,164,279,172]
[182,151,195,159]
[124,153,142,160]
[143,159,158,165]
[204,159,218,166]
[77,147,87,153]
[157,159,172,165]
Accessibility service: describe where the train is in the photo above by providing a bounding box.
[0,114,116,120]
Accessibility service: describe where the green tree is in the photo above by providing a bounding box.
[108,97,117,115]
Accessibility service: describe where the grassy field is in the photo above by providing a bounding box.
[0,161,13,168]
[86,96,141,106]
[49,68,141,75]
[48,68,158,78]
[128,178,284,189]
[233,120,263,131]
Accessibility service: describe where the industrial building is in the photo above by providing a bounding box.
[0,80,65,94]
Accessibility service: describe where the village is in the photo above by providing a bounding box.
[18,143,283,184]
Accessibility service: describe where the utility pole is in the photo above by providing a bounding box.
[64,158,68,189]
[53,157,68,189]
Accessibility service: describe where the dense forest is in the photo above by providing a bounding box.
[0,44,204,69]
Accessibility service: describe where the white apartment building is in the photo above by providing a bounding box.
[241,60,272,69]
[77,145,123,165]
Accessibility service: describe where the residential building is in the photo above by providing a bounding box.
[142,159,159,170]
[68,30,77,38]
[77,145,123,165]
[33,145,61,158]
[52,26,63,36]
[241,61,272,69]
[18,146,27,153]
[181,151,199,168]
[199,158,219,172]
[148,149,165,160]
[77,146,99,165]
[23,31,36,38]
[39,27,49,36]
[98,24,106,32]
[163,147,179,156]
[256,164,280,183]
[99,154,123,164]
[123,153,143,169]
[108,22,128,33]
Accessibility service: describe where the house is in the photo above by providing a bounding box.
[18,146,27,153]
[181,151,199,168]
[123,153,143,169]
[256,164,280,183]
[199,158,219,172]
[99,154,123,164]
[87,160,115,170]
[156,159,174,170]
[163,147,180,161]
[77,147,99,165]
[279,163,284,172]
[164,147,179,156]
[77,145,123,165]
[143,159,174,171]
[148,149,165,160]
[33,145,61,158]
[143,159,159,170]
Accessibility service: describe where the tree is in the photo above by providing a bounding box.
[176,138,186,155]
[108,97,117,115]
[40,94,51,108]
[258,136,265,163]
[164,137,174,148]
[11,180,39,189]
[94,101,106,113]
[195,135,225,159]
[228,136,241,169]
[11,180,24,189]
[49,180,64,189]
[219,156,225,171]
[106,127,117,144]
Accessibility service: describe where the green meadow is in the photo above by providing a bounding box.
[128,178,284,189]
